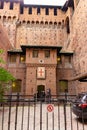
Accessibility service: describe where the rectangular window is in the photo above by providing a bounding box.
[9,54,16,63]
[45,50,50,58]
[33,50,38,58]
[12,80,21,93]
[57,56,62,64]
[59,80,68,93]
[65,56,71,63]
[20,54,25,63]
[64,56,72,68]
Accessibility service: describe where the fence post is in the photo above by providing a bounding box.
[65,91,68,103]
[63,100,67,130]
[15,93,19,130]
[40,100,42,130]
[8,94,12,130]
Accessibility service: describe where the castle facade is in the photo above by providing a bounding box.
[0,0,87,96]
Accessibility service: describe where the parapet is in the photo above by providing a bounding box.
[0,0,74,22]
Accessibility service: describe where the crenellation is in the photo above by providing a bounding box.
[0,1,70,24]
[4,2,10,10]
[49,8,54,15]
[40,8,45,15]
[32,7,37,15]
[13,2,20,12]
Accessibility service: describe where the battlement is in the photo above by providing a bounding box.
[0,0,61,15]
[0,0,73,23]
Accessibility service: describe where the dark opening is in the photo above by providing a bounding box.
[0,1,3,9]
[54,8,57,16]
[29,7,32,14]
[37,7,40,14]
[10,2,13,10]
[34,85,45,101]
[45,8,49,15]
[66,17,70,34]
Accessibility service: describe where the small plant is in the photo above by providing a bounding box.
[0,67,15,102]
[0,49,15,102]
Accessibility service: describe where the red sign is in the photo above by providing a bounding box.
[47,104,54,112]
[37,67,45,79]
[39,68,44,76]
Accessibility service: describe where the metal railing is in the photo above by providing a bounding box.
[0,94,87,130]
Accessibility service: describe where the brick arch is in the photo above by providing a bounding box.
[27,21,30,24]
[49,21,53,25]
[40,21,44,24]
[54,22,57,25]
[22,20,26,23]
[13,16,16,20]
[36,21,39,24]
[8,16,11,19]
[45,21,48,25]
[31,20,35,24]
[3,15,6,19]
[58,21,61,25]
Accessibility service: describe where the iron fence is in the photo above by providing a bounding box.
[0,94,87,130]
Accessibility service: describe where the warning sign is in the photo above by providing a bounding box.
[47,104,54,112]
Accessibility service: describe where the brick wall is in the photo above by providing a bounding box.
[0,22,11,68]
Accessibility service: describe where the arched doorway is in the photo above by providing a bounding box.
[37,85,45,101]
[37,85,45,93]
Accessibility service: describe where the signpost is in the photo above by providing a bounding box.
[47,104,54,113]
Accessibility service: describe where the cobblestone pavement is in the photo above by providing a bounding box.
[0,103,87,130]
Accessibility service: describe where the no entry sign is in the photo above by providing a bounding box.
[47,104,54,112]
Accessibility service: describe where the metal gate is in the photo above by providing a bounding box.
[0,94,87,130]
